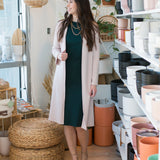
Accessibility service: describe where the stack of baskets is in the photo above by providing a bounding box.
[8,118,65,160]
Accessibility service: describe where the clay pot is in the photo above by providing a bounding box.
[139,137,159,160]
[94,125,114,146]
[118,19,128,29]
[141,85,160,104]
[77,128,93,146]
[131,117,150,126]
[136,130,159,155]
[102,0,116,6]
[132,123,154,150]
[94,105,115,126]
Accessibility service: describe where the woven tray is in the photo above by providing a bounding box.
[9,142,65,160]
[98,15,118,42]
[8,118,64,149]
[24,0,48,7]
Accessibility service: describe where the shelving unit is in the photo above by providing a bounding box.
[115,9,160,17]
[113,8,160,160]
[115,39,160,68]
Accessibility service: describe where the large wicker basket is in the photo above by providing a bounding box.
[24,0,48,7]
[9,142,65,160]
[8,118,64,149]
[98,15,118,42]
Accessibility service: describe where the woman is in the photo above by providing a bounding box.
[49,0,100,159]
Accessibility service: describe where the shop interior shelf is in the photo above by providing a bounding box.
[114,68,160,130]
[115,39,160,68]
[115,9,160,17]
[0,61,27,69]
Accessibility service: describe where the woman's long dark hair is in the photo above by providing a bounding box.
[58,0,99,51]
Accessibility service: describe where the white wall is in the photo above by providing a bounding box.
[29,0,115,109]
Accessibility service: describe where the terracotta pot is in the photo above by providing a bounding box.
[148,154,158,160]
[121,0,130,13]
[139,137,159,160]
[134,154,138,160]
[131,117,150,126]
[94,125,114,146]
[94,105,115,126]
[118,18,128,29]
[136,129,159,155]
[102,0,116,6]
[77,128,93,146]
[141,85,160,104]
[152,97,160,121]
[132,123,154,150]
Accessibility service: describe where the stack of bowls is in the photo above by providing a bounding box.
[111,79,123,102]
[134,22,149,53]
[118,19,129,42]
[127,66,146,88]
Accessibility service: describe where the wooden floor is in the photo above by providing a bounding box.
[64,144,122,160]
[0,144,121,160]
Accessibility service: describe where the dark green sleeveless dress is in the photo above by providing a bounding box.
[64,22,83,127]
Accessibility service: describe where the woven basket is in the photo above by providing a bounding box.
[0,88,17,115]
[24,0,48,8]
[8,118,64,149]
[9,142,65,160]
[98,15,118,42]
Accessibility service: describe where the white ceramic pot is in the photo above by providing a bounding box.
[132,0,144,11]
[150,21,160,33]
[98,58,112,74]
[12,45,25,61]
[152,96,160,121]
[0,131,11,156]
[112,120,123,135]
[2,45,12,61]
[144,0,158,10]
[123,94,144,116]
[127,66,146,77]
[145,91,160,114]
[125,30,131,46]
[134,22,149,38]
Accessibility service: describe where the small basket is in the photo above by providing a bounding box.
[9,142,65,160]
[98,15,118,42]
[8,118,64,149]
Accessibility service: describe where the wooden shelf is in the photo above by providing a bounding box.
[115,39,160,68]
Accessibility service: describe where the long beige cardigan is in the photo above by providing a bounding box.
[48,22,100,130]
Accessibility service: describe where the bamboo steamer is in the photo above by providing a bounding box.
[8,118,64,149]
[12,28,26,45]
[24,0,48,8]
[9,142,65,160]
[0,0,4,10]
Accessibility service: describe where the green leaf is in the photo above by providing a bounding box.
[110,12,114,16]
[92,6,97,10]
[94,0,101,5]
[113,47,119,51]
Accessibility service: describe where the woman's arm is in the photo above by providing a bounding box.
[52,22,61,65]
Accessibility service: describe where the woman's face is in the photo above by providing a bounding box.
[67,0,78,16]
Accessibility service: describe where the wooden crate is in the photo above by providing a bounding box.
[0,114,22,131]
[0,88,17,115]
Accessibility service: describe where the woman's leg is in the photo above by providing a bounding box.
[64,125,78,160]
[76,127,89,160]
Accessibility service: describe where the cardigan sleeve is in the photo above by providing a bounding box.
[91,32,100,85]
[52,22,62,65]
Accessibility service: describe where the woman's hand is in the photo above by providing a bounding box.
[58,50,68,61]
[89,85,97,97]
